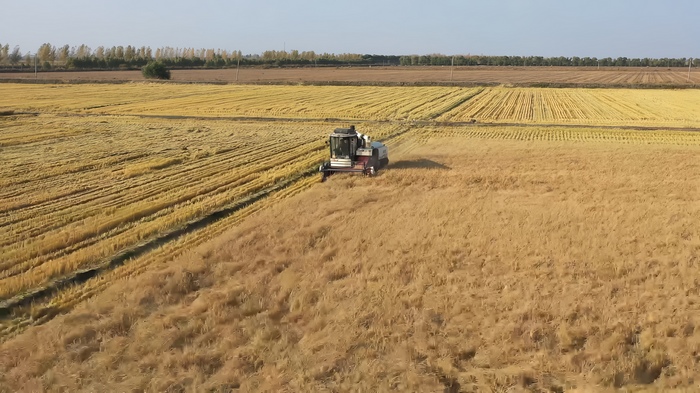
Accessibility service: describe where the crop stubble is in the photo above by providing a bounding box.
[1,82,700,391]
[1,136,699,391]
[2,84,700,320]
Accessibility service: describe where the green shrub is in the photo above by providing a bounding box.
[141,61,171,80]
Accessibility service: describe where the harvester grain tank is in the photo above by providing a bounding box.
[319,125,388,181]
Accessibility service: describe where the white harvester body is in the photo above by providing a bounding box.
[319,125,389,181]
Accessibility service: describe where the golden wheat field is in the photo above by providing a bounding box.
[1,82,700,392]
[3,83,700,128]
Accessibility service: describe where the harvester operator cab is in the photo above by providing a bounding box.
[329,125,363,159]
[330,133,355,159]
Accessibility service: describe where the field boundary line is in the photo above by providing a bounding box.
[1,78,699,89]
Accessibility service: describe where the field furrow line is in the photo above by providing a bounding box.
[0,138,326,284]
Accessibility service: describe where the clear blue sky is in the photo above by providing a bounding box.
[3,0,698,58]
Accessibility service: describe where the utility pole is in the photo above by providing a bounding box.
[236,58,240,82]
[450,56,454,82]
[34,53,37,79]
[688,58,693,83]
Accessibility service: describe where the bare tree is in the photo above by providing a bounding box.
[137,46,152,60]
[8,46,22,66]
[37,43,56,63]
[58,44,70,64]
[0,44,8,64]
[75,44,91,58]
[124,45,135,62]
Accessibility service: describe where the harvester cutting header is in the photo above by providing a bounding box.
[319,125,389,181]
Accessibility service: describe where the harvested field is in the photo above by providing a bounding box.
[1,134,699,392]
[438,87,700,128]
[1,66,699,86]
[1,82,700,391]
[0,111,402,326]
[0,84,482,121]
[3,84,700,128]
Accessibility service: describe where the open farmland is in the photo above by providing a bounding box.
[0,112,403,329]
[0,83,482,120]
[0,66,698,86]
[1,132,700,392]
[438,87,700,128]
[1,82,700,391]
[3,83,700,128]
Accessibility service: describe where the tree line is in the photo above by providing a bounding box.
[0,43,695,71]
[399,55,694,67]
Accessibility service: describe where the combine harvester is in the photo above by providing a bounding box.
[319,125,389,182]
